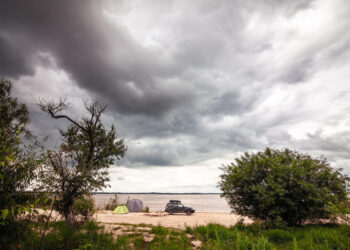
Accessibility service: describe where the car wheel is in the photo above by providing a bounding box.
[186,210,192,215]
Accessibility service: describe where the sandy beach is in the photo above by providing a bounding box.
[95,211,252,229]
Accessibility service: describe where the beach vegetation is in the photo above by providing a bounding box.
[104,194,120,210]
[219,147,350,226]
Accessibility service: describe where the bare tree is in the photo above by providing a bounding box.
[38,98,126,225]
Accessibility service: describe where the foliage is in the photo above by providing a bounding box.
[326,200,350,224]
[38,99,127,224]
[104,194,119,210]
[73,195,95,222]
[219,147,350,226]
[0,79,43,222]
[0,194,56,249]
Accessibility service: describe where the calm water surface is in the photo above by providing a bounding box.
[93,194,231,212]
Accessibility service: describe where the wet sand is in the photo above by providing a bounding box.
[95,211,252,229]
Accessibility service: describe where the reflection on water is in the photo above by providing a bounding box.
[93,194,231,212]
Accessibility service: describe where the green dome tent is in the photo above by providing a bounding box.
[113,205,129,214]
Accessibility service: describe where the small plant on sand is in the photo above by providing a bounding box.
[73,195,95,222]
[104,194,120,210]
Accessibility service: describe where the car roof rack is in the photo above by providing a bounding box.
[169,200,181,203]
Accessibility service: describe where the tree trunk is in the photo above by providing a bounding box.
[64,202,75,226]
[65,208,74,226]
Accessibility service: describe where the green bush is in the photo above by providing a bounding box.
[219,148,349,226]
[73,195,95,221]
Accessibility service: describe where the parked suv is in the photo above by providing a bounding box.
[165,200,195,215]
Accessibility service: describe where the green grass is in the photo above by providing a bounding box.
[1,220,350,249]
[192,223,350,250]
[150,225,169,235]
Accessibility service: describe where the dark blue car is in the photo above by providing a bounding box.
[165,200,195,215]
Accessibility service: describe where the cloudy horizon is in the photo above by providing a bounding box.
[1,0,350,192]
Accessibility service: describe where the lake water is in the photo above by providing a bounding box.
[93,193,231,212]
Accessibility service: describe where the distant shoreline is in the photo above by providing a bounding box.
[92,192,221,195]
[24,191,222,195]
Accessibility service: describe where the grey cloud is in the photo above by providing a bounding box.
[204,90,262,116]
[288,130,350,175]
[298,129,350,154]
[122,143,179,167]
[279,58,314,84]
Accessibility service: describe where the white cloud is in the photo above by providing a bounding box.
[107,155,235,193]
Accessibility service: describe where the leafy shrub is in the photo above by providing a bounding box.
[104,194,119,210]
[143,206,150,213]
[73,195,95,221]
[219,148,349,226]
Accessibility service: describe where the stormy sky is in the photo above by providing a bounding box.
[1,0,350,192]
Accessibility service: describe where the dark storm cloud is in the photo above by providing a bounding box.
[0,0,192,117]
[0,33,36,77]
